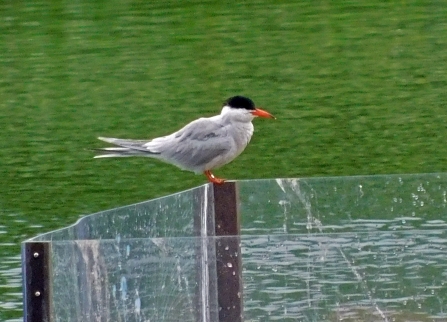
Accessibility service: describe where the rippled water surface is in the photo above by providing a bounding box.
[2,1,447,321]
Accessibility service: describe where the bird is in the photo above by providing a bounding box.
[94,96,275,184]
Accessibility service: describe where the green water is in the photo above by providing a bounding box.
[1,1,447,320]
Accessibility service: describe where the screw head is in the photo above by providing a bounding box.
[33,252,39,258]
[35,291,41,297]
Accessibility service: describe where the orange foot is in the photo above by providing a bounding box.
[204,170,225,184]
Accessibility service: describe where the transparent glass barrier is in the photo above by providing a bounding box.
[31,184,210,241]
[242,232,447,321]
[49,237,218,322]
[239,174,447,235]
[24,174,447,321]
[48,231,447,321]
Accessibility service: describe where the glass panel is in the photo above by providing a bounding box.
[47,232,447,321]
[242,232,447,321]
[237,174,447,320]
[239,174,447,235]
[30,184,209,241]
[24,174,447,321]
[49,237,219,322]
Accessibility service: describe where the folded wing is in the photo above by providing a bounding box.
[147,117,231,171]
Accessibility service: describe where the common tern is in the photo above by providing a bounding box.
[95,96,275,184]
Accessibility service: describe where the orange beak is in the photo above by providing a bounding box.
[251,108,275,119]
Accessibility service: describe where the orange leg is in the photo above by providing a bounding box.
[204,170,225,184]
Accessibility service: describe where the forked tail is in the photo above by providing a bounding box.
[94,137,160,158]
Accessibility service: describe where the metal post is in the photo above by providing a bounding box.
[22,242,52,322]
[213,181,243,322]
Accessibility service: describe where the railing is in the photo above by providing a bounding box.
[22,174,447,321]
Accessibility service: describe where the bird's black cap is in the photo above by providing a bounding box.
[225,96,255,110]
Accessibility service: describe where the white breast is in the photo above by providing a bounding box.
[204,122,254,171]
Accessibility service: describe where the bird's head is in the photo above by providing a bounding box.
[221,96,275,122]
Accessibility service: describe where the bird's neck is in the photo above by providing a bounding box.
[232,121,254,152]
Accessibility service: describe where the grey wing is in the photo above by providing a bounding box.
[151,118,231,170]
